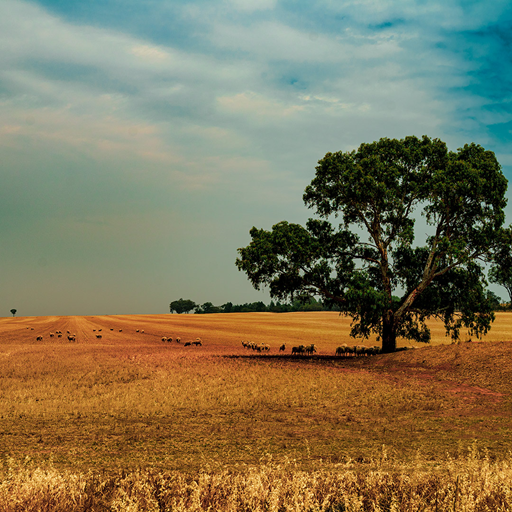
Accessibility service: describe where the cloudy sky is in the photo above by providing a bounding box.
[1,0,512,316]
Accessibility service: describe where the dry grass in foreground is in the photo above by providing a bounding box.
[2,448,512,511]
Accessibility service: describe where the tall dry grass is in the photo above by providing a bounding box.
[2,448,512,511]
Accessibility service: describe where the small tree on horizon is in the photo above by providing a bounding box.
[10,309,17,317]
[170,298,197,314]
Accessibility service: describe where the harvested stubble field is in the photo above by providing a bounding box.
[1,311,512,511]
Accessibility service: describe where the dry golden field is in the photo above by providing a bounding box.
[1,311,512,510]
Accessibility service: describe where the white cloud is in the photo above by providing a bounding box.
[210,20,403,63]
[217,91,304,118]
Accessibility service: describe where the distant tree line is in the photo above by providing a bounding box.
[171,290,507,315]
[169,297,337,314]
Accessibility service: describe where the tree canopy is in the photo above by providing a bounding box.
[236,136,509,353]
[169,298,197,314]
[10,309,16,317]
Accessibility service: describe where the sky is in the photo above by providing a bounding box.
[1,0,512,316]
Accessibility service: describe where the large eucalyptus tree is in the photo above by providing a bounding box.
[236,136,509,353]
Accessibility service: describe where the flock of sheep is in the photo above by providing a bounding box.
[161,336,203,346]
[242,341,318,355]
[335,344,382,356]
[241,340,270,351]
[291,344,317,355]
[31,326,206,347]
[241,340,384,357]
[34,330,76,342]
[30,326,387,357]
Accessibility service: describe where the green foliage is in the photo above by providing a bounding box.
[236,136,509,352]
[195,302,223,314]
[169,298,197,314]
[489,228,512,303]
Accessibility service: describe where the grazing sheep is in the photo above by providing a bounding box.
[136,329,139,332]
[355,345,366,357]
[98,329,102,332]
[192,340,202,346]
[57,334,62,338]
[162,337,168,342]
[366,346,380,356]
[67,335,75,342]
[345,346,357,357]
[167,337,173,342]
[176,337,181,343]
[36,336,43,341]
[93,329,96,332]
[49,332,54,338]
[279,344,286,352]
[67,330,70,334]
[305,344,317,355]
[184,342,192,347]
[141,330,144,333]
[291,345,305,355]
[119,329,123,332]
[110,328,114,331]
[96,334,102,339]
[335,345,346,356]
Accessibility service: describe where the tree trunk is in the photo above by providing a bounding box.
[381,311,397,353]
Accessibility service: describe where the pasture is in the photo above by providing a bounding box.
[1,311,512,510]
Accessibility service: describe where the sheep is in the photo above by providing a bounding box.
[141,330,144,333]
[345,346,357,357]
[184,342,192,347]
[119,329,123,332]
[335,345,346,356]
[279,344,286,352]
[167,337,173,342]
[136,329,139,332]
[305,344,317,355]
[192,340,202,346]
[291,345,305,355]
[57,334,62,338]
[96,334,102,339]
[98,329,102,332]
[49,332,54,338]
[110,328,114,331]
[93,329,96,332]
[176,337,181,343]
[162,337,168,342]
[355,345,367,357]
[67,335,75,342]
[36,336,43,341]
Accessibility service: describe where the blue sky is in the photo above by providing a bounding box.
[1,0,512,316]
